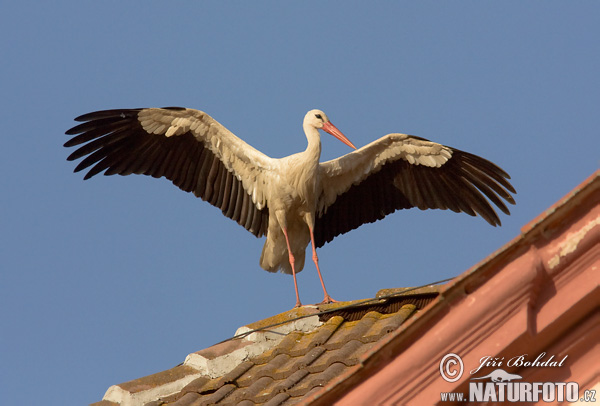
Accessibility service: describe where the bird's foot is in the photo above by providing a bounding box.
[293,300,303,308]
[318,295,339,305]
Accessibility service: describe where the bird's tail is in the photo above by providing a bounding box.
[260,232,306,275]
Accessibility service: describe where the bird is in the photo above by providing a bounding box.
[64,107,516,307]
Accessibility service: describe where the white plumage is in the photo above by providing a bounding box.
[65,107,515,307]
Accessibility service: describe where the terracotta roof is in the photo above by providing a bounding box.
[92,286,441,406]
[92,170,599,406]
[307,170,599,405]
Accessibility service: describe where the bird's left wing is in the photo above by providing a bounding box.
[64,107,276,237]
[315,133,515,247]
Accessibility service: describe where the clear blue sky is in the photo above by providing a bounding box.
[1,2,598,404]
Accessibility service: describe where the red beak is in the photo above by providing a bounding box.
[322,122,357,150]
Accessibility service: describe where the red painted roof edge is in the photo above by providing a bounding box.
[304,169,599,406]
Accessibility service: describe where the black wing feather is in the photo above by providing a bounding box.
[314,147,515,248]
[64,108,269,237]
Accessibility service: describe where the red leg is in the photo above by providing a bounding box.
[309,227,337,304]
[282,228,302,308]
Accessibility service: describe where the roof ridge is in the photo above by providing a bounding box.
[184,308,324,379]
[96,287,443,406]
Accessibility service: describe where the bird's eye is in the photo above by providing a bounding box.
[315,114,323,120]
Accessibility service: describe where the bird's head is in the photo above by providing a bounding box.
[305,109,357,149]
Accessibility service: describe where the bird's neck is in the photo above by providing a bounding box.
[303,124,322,162]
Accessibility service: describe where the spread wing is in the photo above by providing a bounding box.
[314,133,516,247]
[64,107,275,237]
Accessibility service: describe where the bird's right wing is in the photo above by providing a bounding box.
[315,133,515,247]
[64,107,276,237]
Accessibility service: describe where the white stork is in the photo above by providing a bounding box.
[65,107,515,307]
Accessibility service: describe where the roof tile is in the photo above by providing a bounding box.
[300,315,344,347]
[168,392,200,406]
[237,353,292,386]
[288,346,327,371]
[286,330,324,358]
[236,401,256,406]
[178,377,211,395]
[96,288,440,406]
[262,392,291,406]
[219,361,255,385]
[319,318,366,351]
[272,368,310,393]
[343,310,381,336]
[286,362,346,397]
[203,383,236,404]
[251,331,303,364]
[223,376,274,404]
[307,340,366,373]
[365,305,417,340]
